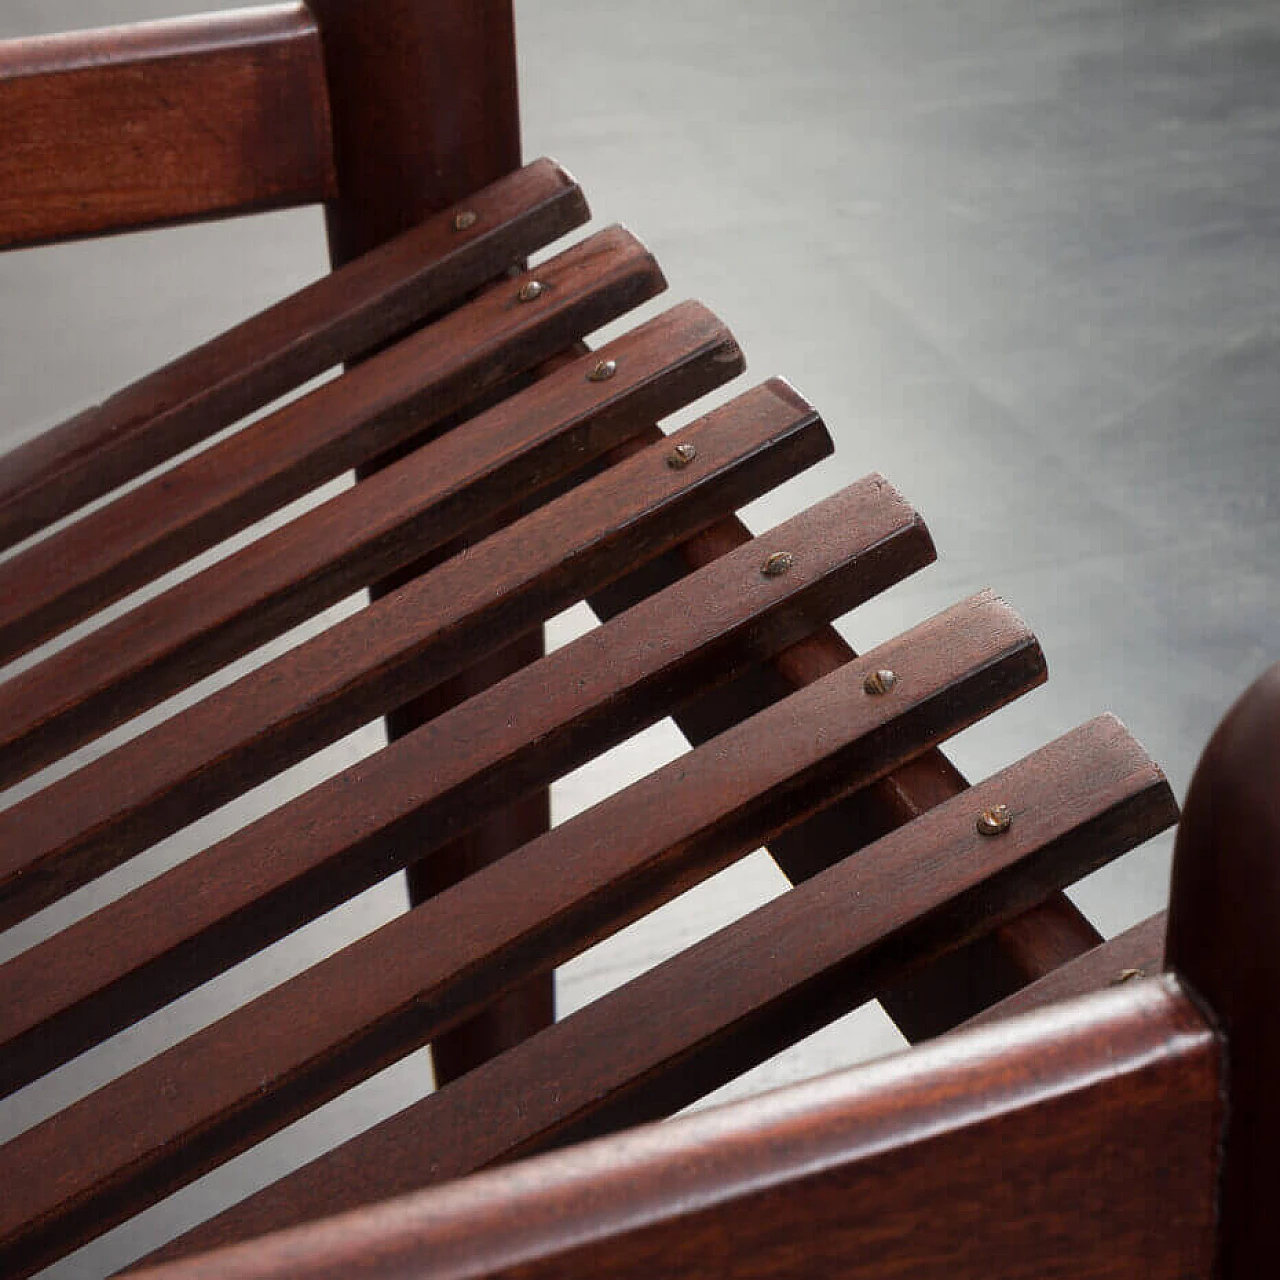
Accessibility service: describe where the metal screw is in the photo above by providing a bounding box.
[588,359,618,383]
[762,551,794,578]
[518,280,545,303]
[452,210,478,232]
[976,804,1013,837]
[863,669,897,696]
[1112,967,1147,985]
[667,442,698,470]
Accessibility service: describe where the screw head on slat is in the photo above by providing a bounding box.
[588,359,618,383]
[976,804,1013,837]
[762,551,794,578]
[452,210,478,231]
[667,442,698,470]
[518,280,545,303]
[863,669,897,696]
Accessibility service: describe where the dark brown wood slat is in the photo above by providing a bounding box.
[586,482,1104,1036]
[0,5,336,252]
[0,381,829,929]
[0,303,743,789]
[963,911,1168,1030]
[0,158,588,550]
[0,590,1043,1277]
[0,225,664,664]
[134,978,1220,1280]
[150,714,1177,1258]
[0,475,932,1098]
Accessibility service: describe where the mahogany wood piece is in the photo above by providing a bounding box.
[1166,660,1280,1280]
[0,381,829,928]
[587,494,1103,1038]
[0,159,589,550]
[135,978,1221,1280]
[0,475,931,1099]
[150,714,1176,1256]
[963,911,1168,1030]
[0,226,664,664]
[0,590,1042,1276]
[0,303,743,788]
[0,5,336,251]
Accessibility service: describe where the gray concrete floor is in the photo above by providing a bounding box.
[1,1,1277,1274]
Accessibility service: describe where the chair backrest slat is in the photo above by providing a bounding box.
[0,4,336,251]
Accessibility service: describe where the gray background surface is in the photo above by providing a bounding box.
[0,1,1276,1274]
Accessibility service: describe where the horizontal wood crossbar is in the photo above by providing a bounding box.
[0,303,742,789]
[0,381,830,928]
[0,590,1044,1276]
[0,5,337,250]
[148,714,1177,1257]
[0,474,930,1098]
[0,158,589,549]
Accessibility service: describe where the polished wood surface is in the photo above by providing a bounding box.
[0,226,664,663]
[0,303,741,788]
[133,978,1221,1280]
[0,591,1040,1277]
[1166,660,1280,1280]
[0,158,587,550]
[0,5,336,251]
[148,716,1177,1259]
[0,474,929,1099]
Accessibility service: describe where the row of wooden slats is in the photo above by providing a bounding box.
[0,160,1178,1278]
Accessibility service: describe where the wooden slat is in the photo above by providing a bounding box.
[138,978,1221,1280]
[0,475,932,1097]
[0,225,665,663]
[0,158,589,549]
[0,590,1044,1277]
[0,381,830,928]
[587,481,1104,1035]
[0,5,337,251]
[0,303,743,789]
[151,714,1177,1257]
[963,911,1168,1029]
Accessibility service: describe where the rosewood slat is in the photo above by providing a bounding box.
[0,5,336,251]
[1166,660,1280,1280]
[963,911,1168,1030]
[0,590,1043,1277]
[0,225,664,664]
[0,303,743,789]
[0,158,588,550]
[151,714,1177,1257]
[0,474,932,1097]
[586,483,1103,1036]
[0,381,829,928]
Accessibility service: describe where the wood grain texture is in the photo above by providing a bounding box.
[0,158,588,550]
[587,495,1103,1037]
[151,714,1177,1257]
[0,5,336,251]
[0,303,742,789]
[0,590,1040,1277]
[0,381,829,929]
[963,911,1168,1030]
[135,978,1221,1280]
[1166,660,1280,1280]
[0,225,664,664]
[0,475,930,1099]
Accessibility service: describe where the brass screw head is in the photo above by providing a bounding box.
[588,359,618,383]
[453,210,478,231]
[667,442,698,470]
[976,804,1013,837]
[762,551,795,578]
[518,280,545,303]
[863,669,897,696]
[1112,967,1147,985]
